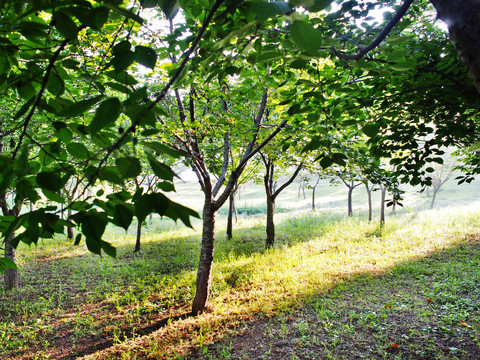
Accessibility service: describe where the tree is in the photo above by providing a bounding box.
[259,151,303,248]
[428,150,457,208]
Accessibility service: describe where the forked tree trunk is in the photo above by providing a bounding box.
[134,219,142,252]
[265,194,275,248]
[4,232,17,291]
[380,185,386,226]
[365,184,372,222]
[192,198,216,314]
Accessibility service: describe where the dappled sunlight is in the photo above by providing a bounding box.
[2,206,480,359]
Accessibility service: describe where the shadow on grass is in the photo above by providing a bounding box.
[189,238,480,360]
[1,211,478,359]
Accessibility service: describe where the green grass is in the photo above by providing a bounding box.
[0,198,479,359]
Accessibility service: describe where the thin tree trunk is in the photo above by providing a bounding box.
[426,186,430,198]
[302,184,306,200]
[4,232,17,291]
[192,198,216,314]
[431,188,438,209]
[380,184,386,226]
[265,194,275,248]
[365,184,372,222]
[312,186,316,210]
[312,175,320,210]
[134,219,142,252]
[226,192,234,240]
[347,186,353,216]
[67,207,74,240]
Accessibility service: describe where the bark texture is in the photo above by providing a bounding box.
[265,194,275,248]
[380,185,386,226]
[430,0,480,93]
[226,192,235,240]
[347,186,353,217]
[365,184,372,222]
[192,197,216,314]
[4,232,17,291]
[134,219,142,252]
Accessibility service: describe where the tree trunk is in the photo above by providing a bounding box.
[429,0,480,93]
[67,207,74,240]
[192,199,216,314]
[380,185,386,226]
[226,192,234,240]
[426,186,430,198]
[347,186,353,216]
[312,186,316,210]
[365,184,372,222]
[134,219,142,252]
[431,188,438,209]
[265,194,275,248]
[4,232,17,291]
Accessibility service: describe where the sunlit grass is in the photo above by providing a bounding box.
[0,205,479,359]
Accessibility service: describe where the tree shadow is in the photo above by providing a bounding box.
[187,237,480,360]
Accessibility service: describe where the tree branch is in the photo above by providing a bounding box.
[273,162,303,200]
[12,38,70,160]
[332,0,415,61]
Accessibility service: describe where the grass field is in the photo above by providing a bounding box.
[0,174,480,359]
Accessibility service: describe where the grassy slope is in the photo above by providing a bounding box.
[0,176,479,359]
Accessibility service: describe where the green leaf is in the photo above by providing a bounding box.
[291,0,333,12]
[89,97,121,132]
[134,45,157,69]
[164,200,199,228]
[66,142,90,160]
[0,257,18,271]
[42,189,65,203]
[320,156,333,169]
[390,61,416,71]
[99,166,124,185]
[104,3,144,24]
[158,0,179,19]
[111,50,135,73]
[82,211,107,241]
[113,204,133,231]
[53,11,78,40]
[290,20,323,55]
[100,240,116,258]
[46,72,65,96]
[85,236,101,255]
[15,97,35,120]
[36,171,63,192]
[257,51,284,63]
[87,6,110,29]
[115,157,141,178]
[134,193,155,222]
[362,123,379,138]
[148,154,174,181]
[16,180,40,203]
[250,1,293,22]
[57,95,105,117]
[157,181,175,192]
